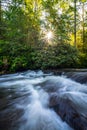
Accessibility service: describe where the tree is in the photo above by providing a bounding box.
[82,2,85,50]
[0,0,1,40]
[74,0,77,47]
[80,0,87,51]
[0,0,1,22]
[77,0,87,51]
[0,0,87,73]
[41,0,72,44]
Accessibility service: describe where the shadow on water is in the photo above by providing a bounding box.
[0,70,87,130]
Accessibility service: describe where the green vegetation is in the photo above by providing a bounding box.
[0,0,87,74]
[33,43,79,69]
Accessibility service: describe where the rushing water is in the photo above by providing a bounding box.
[0,70,87,130]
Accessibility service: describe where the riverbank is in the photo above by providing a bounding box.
[0,68,87,76]
[44,68,87,75]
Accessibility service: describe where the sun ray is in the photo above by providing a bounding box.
[45,31,53,41]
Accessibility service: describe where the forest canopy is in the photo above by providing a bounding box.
[0,0,87,73]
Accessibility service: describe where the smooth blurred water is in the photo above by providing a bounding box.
[0,70,87,130]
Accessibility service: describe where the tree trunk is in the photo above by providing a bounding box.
[0,0,2,23]
[82,2,85,51]
[74,0,76,47]
[34,0,38,12]
[0,0,1,39]
[0,0,1,23]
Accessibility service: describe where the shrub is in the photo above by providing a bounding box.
[0,60,4,71]
[32,43,79,69]
[79,53,87,68]
[10,57,28,72]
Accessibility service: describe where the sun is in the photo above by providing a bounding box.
[46,31,53,40]
[40,29,55,44]
[44,31,54,43]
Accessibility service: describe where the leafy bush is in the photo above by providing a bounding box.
[32,43,79,69]
[79,53,87,68]
[10,57,28,72]
[0,41,82,73]
[0,60,4,71]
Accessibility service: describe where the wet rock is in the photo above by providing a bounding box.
[66,72,87,84]
[49,94,87,130]
[0,108,24,130]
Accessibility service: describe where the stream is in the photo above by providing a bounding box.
[0,70,87,130]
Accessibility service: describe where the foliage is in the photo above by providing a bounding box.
[79,52,87,68]
[32,43,79,69]
[10,57,28,72]
[0,0,87,74]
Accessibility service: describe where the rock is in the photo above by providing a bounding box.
[49,94,87,130]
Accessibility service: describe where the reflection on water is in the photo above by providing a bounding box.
[0,70,87,130]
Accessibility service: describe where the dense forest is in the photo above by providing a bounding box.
[0,0,87,74]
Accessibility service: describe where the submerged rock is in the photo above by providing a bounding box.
[65,72,87,84]
[49,95,87,130]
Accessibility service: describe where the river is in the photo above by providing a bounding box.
[0,70,87,130]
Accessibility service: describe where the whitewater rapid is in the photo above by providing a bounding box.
[0,70,87,130]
